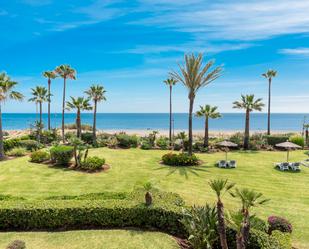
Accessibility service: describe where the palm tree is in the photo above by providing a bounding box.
[43,70,57,130]
[55,65,76,142]
[262,70,277,135]
[170,53,222,155]
[29,86,48,125]
[0,72,24,159]
[164,77,178,146]
[209,179,235,249]
[230,188,269,248]
[196,105,221,147]
[66,97,92,138]
[233,95,264,150]
[85,84,106,145]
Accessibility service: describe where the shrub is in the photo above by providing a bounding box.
[270,230,292,249]
[268,216,292,234]
[106,136,119,148]
[30,150,50,163]
[6,147,27,157]
[250,216,268,232]
[50,145,74,166]
[6,240,26,249]
[64,123,92,131]
[181,204,218,249]
[116,134,138,148]
[81,132,94,144]
[19,140,41,151]
[156,136,169,149]
[230,132,244,146]
[162,153,199,166]
[289,135,305,147]
[265,135,289,146]
[140,140,152,150]
[80,156,105,171]
[3,138,21,152]
[193,141,208,152]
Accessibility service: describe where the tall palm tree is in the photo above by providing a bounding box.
[66,97,92,138]
[85,84,106,145]
[230,188,269,249]
[233,95,264,150]
[0,72,24,159]
[28,86,48,125]
[262,70,277,135]
[170,53,222,155]
[43,70,57,130]
[196,105,221,147]
[164,77,178,146]
[55,65,76,142]
[209,179,235,249]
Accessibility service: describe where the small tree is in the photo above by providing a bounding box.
[209,179,235,249]
[143,181,153,206]
[69,136,89,167]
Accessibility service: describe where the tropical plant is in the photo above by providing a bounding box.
[0,72,24,159]
[29,86,48,127]
[181,204,218,249]
[196,104,221,147]
[262,70,277,135]
[230,188,270,248]
[164,77,178,146]
[68,136,89,167]
[43,70,57,130]
[85,84,106,145]
[55,64,76,142]
[143,181,153,206]
[170,53,222,155]
[233,95,264,150]
[66,97,92,138]
[209,179,235,249]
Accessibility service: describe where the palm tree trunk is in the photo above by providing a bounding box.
[242,210,250,245]
[267,78,271,135]
[62,77,66,143]
[0,104,5,160]
[39,102,42,143]
[76,109,81,138]
[217,199,229,249]
[204,116,209,147]
[236,233,245,249]
[48,78,51,130]
[188,95,194,155]
[169,85,172,146]
[39,102,42,125]
[244,109,250,150]
[93,100,97,145]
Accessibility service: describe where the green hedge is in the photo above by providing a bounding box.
[3,138,21,152]
[265,135,289,146]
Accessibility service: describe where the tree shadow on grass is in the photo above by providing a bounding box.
[154,165,210,179]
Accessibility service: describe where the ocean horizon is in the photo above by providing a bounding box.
[2,113,309,132]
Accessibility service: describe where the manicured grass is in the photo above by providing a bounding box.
[0,148,308,248]
[0,230,178,249]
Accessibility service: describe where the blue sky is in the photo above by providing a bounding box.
[1,0,309,113]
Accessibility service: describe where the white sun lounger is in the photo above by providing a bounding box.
[290,162,301,171]
[218,160,227,168]
[228,160,237,168]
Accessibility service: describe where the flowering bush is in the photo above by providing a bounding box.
[268,216,292,234]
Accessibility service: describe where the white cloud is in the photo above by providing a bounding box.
[279,47,309,56]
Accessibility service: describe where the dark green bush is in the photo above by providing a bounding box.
[50,145,74,166]
[140,140,152,150]
[162,153,199,166]
[80,156,105,171]
[46,192,128,201]
[265,135,289,146]
[6,240,26,249]
[156,136,169,149]
[3,138,21,152]
[81,132,94,144]
[116,134,138,148]
[29,150,50,163]
[19,140,41,151]
[289,135,305,147]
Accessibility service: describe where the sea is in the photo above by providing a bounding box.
[2,113,309,132]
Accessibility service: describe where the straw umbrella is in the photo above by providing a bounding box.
[217,141,238,161]
[275,141,301,162]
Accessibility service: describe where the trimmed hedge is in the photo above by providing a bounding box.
[162,153,199,166]
[265,135,289,146]
[50,145,74,166]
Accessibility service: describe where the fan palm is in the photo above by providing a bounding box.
[0,72,24,159]
[262,70,277,135]
[43,70,57,130]
[233,95,264,150]
[164,77,178,146]
[196,105,221,147]
[55,65,76,142]
[84,84,106,145]
[170,53,222,155]
[66,97,92,138]
[209,179,235,249]
[231,188,269,248]
[29,86,48,125]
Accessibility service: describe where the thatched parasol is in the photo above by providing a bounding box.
[276,141,301,162]
[217,141,238,160]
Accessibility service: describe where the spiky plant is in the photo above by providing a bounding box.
[143,181,153,206]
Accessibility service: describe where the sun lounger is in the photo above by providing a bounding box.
[281,162,289,171]
[228,160,237,168]
[290,162,301,171]
[218,160,227,168]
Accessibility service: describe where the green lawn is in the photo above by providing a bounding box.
[0,148,308,248]
[0,230,178,249]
